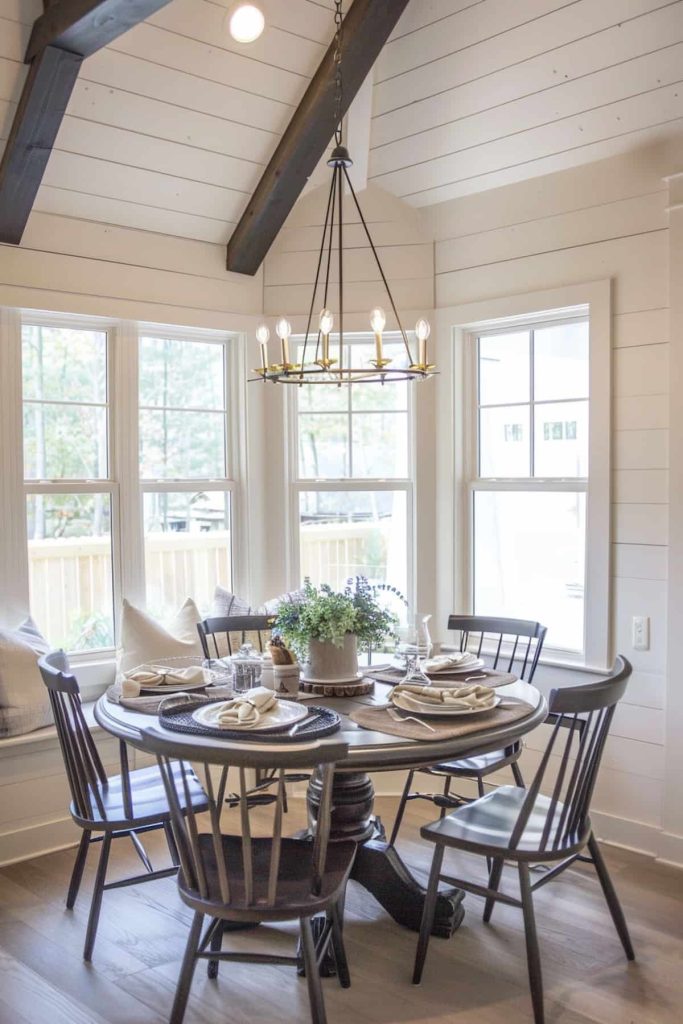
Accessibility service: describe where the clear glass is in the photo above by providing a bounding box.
[143,491,231,620]
[479,332,529,406]
[534,322,589,401]
[22,324,107,403]
[479,405,530,477]
[534,400,588,478]
[396,614,433,684]
[298,414,349,478]
[139,409,226,479]
[26,492,114,651]
[351,412,408,478]
[23,403,108,479]
[298,490,408,595]
[139,336,225,410]
[474,490,586,652]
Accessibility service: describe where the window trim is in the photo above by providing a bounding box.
[435,281,611,671]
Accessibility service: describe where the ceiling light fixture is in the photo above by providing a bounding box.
[228,3,265,44]
[251,0,435,387]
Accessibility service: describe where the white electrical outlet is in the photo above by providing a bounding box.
[632,616,650,651]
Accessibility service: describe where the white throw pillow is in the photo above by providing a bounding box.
[0,617,53,737]
[118,598,203,675]
[211,586,254,617]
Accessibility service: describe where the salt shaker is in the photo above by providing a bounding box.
[229,643,262,693]
[260,650,274,690]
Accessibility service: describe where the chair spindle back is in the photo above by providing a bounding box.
[197,615,275,660]
[509,656,631,854]
[38,651,110,822]
[143,728,347,910]
[447,615,547,682]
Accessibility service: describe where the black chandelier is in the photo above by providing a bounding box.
[252,0,435,386]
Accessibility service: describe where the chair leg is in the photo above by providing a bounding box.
[130,830,154,873]
[170,911,204,1024]
[439,776,452,819]
[207,918,223,979]
[66,830,91,909]
[518,862,545,1024]
[83,832,111,962]
[511,759,525,788]
[483,857,504,923]
[389,769,415,847]
[587,834,635,960]
[300,916,328,1024]
[164,822,180,868]
[412,844,445,985]
[328,901,350,989]
[476,776,492,873]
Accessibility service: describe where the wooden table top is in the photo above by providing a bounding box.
[95,678,547,773]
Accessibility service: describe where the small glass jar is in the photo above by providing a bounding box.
[229,643,262,693]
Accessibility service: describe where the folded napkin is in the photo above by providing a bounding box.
[392,682,496,712]
[423,652,476,673]
[122,664,205,698]
[214,686,277,728]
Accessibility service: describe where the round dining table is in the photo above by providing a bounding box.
[95,677,546,941]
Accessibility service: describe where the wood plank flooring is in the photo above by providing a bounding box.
[0,797,681,1024]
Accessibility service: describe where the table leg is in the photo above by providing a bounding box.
[307,769,465,939]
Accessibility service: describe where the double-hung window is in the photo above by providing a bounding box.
[22,318,116,650]
[139,331,234,620]
[290,334,413,601]
[469,316,592,659]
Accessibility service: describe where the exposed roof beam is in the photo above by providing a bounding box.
[226,0,410,276]
[26,0,173,61]
[0,0,173,245]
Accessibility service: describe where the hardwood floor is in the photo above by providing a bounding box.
[0,797,681,1024]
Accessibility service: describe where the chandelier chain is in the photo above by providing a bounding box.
[333,0,343,145]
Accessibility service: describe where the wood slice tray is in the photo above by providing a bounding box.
[299,678,374,697]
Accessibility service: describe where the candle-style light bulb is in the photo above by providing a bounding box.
[370,307,386,334]
[275,317,293,368]
[317,308,335,369]
[415,317,430,367]
[369,306,388,367]
[255,323,270,373]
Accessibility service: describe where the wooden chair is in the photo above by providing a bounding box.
[412,656,634,1024]
[197,614,275,659]
[389,615,547,845]
[141,727,355,1024]
[38,650,208,961]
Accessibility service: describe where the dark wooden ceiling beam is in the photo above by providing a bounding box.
[26,0,174,61]
[0,0,173,245]
[226,0,410,276]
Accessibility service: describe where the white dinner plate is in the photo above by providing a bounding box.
[392,693,500,717]
[426,657,486,675]
[139,678,210,695]
[192,699,308,732]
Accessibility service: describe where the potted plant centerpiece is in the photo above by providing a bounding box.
[274,577,397,689]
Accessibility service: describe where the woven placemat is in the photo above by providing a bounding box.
[365,666,517,687]
[159,701,342,742]
[350,697,535,741]
[105,684,233,715]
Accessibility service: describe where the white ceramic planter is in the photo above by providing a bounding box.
[301,633,360,685]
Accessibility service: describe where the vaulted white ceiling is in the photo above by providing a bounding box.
[0,0,681,247]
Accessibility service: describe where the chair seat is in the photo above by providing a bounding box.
[421,785,588,861]
[178,835,357,922]
[71,762,207,830]
[427,745,520,778]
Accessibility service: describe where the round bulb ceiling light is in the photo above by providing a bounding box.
[228,3,265,43]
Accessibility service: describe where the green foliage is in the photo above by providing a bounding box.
[274,576,397,660]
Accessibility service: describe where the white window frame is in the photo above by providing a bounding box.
[285,332,417,606]
[0,306,250,694]
[434,281,611,671]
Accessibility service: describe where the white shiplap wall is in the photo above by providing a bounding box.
[371,0,683,205]
[425,137,682,855]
